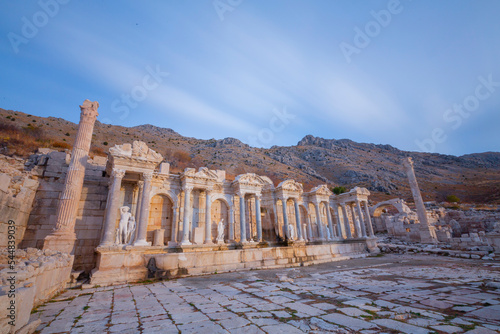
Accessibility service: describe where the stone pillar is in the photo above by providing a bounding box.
[306,214,313,241]
[229,205,235,242]
[204,189,212,244]
[131,183,140,218]
[99,168,125,246]
[133,172,153,246]
[363,201,375,237]
[171,204,179,243]
[255,195,263,242]
[180,186,193,245]
[403,157,437,243]
[356,200,367,238]
[273,199,280,239]
[334,205,345,239]
[314,202,324,240]
[282,198,289,240]
[293,199,303,241]
[239,193,247,243]
[350,204,361,238]
[43,100,99,253]
[135,181,144,224]
[341,203,352,238]
[326,203,334,240]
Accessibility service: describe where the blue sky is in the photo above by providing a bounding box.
[1,1,499,156]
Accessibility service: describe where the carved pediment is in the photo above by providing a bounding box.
[182,167,218,181]
[233,173,273,187]
[109,141,163,162]
[277,179,303,193]
[310,184,333,196]
[351,186,371,196]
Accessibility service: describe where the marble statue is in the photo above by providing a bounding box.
[118,206,132,244]
[288,224,295,240]
[326,225,331,240]
[126,215,136,244]
[217,219,225,242]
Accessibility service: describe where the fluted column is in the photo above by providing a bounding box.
[239,193,247,243]
[204,189,212,244]
[255,195,263,242]
[350,204,361,238]
[99,168,125,246]
[293,199,303,241]
[180,186,193,245]
[130,183,140,219]
[307,214,313,241]
[43,100,99,253]
[134,172,153,246]
[281,197,289,240]
[363,201,375,237]
[334,205,345,239]
[326,203,334,240]
[356,200,367,237]
[314,202,324,240]
[341,203,352,238]
[273,199,280,239]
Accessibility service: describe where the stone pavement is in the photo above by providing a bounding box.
[31,254,500,333]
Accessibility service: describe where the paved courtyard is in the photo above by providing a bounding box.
[32,254,500,333]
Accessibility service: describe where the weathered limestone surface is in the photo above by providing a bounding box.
[0,156,39,248]
[0,248,73,334]
[43,100,99,254]
[90,241,371,286]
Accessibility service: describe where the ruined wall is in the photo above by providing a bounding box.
[0,156,39,248]
[20,151,108,272]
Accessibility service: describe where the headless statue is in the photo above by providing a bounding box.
[217,219,225,241]
[118,206,132,244]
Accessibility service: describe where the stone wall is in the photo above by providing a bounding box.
[90,240,377,286]
[0,248,73,334]
[20,151,108,272]
[0,155,39,248]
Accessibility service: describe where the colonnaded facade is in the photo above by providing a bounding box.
[16,100,378,287]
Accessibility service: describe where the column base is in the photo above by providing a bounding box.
[180,240,192,246]
[43,231,76,254]
[133,239,152,247]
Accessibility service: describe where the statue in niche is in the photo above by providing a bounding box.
[217,219,225,242]
[287,224,295,240]
[126,215,136,244]
[326,225,331,240]
[116,206,134,245]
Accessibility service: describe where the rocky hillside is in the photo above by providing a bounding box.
[1,107,499,204]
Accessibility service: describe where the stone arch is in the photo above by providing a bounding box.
[371,199,411,218]
[147,194,174,244]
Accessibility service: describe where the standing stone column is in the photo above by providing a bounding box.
[133,172,153,246]
[363,201,375,237]
[341,203,352,239]
[238,192,247,243]
[326,203,334,240]
[334,205,345,239]
[204,189,212,244]
[355,200,367,238]
[99,168,125,246]
[282,197,290,240]
[43,100,99,253]
[229,205,235,242]
[171,204,179,243]
[314,202,324,240]
[306,214,313,241]
[134,181,144,224]
[350,204,361,238]
[273,198,280,239]
[293,199,303,241]
[255,195,263,242]
[403,157,437,243]
[403,157,429,226]
[180,186,193,245]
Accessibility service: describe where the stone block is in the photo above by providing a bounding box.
[0,174,11,193]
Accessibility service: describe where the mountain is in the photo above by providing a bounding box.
[1,107,499,204]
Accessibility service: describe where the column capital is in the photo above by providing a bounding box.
[236,191,246,198]
[143,171,154,182]
[79,99,99,119]
[111,168,126,179]
[205,187,213,195]
[183,185,194,192]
